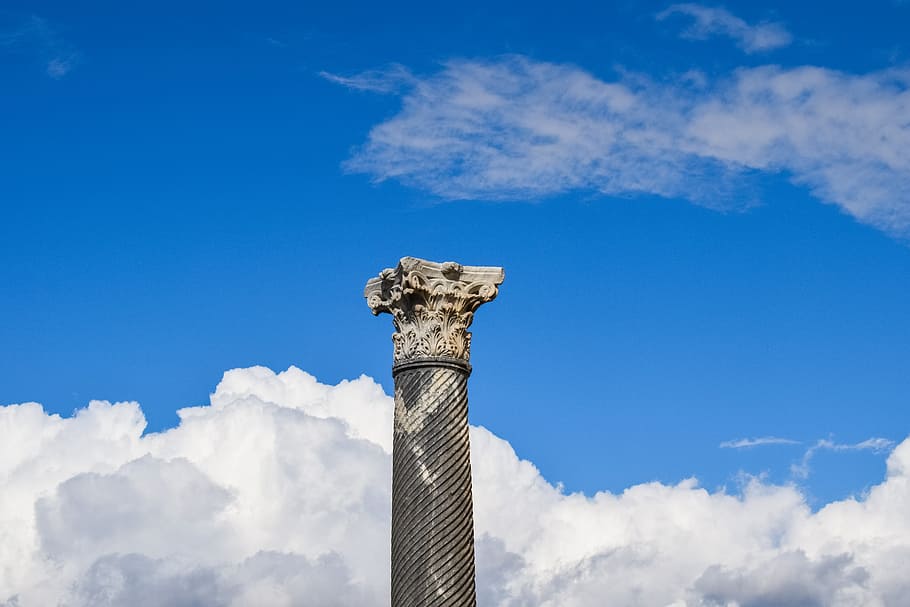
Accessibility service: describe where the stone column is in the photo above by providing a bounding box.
[365,257,505,607]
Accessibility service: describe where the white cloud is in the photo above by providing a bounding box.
[693,552,869,606]
[656,4,792,53]
[720,436,800,448]
[342,56,910,237]
[0,15,78,79]
[792,437,896,480]
[2,365,910,605]
[45,54,76,78]
[319,64,415,94]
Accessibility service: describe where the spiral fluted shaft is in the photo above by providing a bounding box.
[364,257,503,607]
[391,360,476,607]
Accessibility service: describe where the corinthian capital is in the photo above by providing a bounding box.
[364,257,505,364]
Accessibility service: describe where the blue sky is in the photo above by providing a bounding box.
[2,0,910,512]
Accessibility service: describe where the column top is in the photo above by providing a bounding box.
[364,257,505,365]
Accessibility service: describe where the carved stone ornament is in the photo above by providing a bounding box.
[364,257,505,364]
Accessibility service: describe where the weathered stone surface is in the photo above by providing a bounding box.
[365,256,504,607]
[364,257,504,365]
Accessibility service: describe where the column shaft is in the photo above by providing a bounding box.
[364,257,504,607]
[391,361,476,606]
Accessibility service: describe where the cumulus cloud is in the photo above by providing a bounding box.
[2,365,910,605]
[656,4,792,53]
[693,551,869,606]
[341,56,910,237]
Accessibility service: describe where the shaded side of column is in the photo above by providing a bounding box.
[391,362,476,607]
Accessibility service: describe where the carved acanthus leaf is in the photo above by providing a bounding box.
[364,257,505,363]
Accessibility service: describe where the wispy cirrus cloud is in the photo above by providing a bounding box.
[338,55,910,237]
[792,437,896,479]
[720,436,800,448]
[319,64,414,94]
[0,14,79,78]
[656,4,792,53]
[721,434,895,482]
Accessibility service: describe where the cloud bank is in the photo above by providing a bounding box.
[340,55,910,237]
[2,366,910,605]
